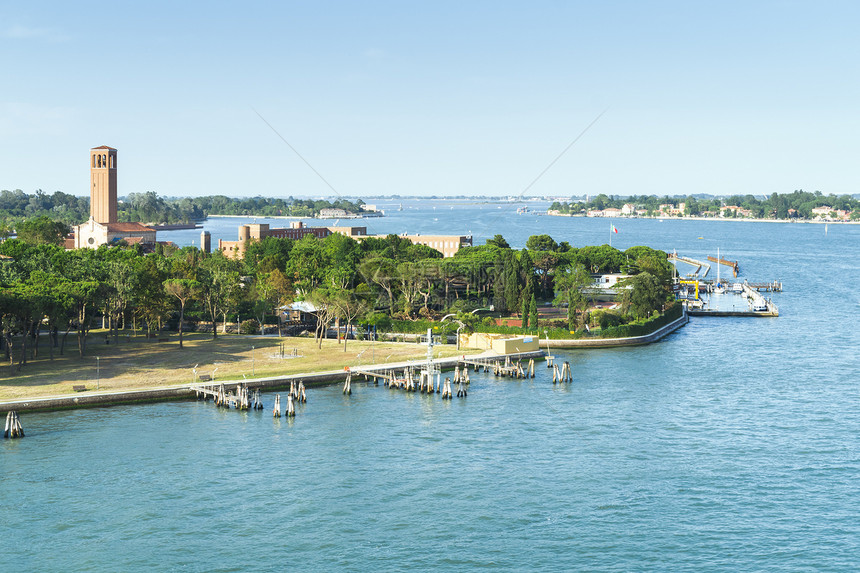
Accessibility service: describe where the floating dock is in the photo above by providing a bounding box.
[686,283,779,317]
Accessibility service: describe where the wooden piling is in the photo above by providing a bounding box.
[286,394,295,417]
[4,411,24,439]
[343,372,352,395]
[273,394,281,418]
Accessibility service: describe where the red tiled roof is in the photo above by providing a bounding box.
[92,145,116,150]
[106,222,154,233]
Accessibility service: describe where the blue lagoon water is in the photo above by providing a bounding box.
[2,205,859,571]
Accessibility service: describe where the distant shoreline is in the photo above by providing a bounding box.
[546,213,859,225]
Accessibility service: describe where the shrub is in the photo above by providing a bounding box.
[240,319,260,335]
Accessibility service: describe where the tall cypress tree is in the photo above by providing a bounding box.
[521,294,529,328]
[529,293,538,329]
[504,252,519,315]
[493,253,507,313]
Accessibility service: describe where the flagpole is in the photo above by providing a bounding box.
[609,222,612,247]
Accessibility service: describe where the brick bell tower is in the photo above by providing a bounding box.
[90,146,117,224]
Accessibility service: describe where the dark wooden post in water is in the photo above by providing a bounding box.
[4,411,24,439]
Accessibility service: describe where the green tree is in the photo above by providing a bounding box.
[16,216,70,246]
[619,272,665,320]
[526,234,558,252]
[554,262,592,330]
[164,279,201,348]
[198,254,243,338]
[528,293,538,329]
[521,291,530,329]
[486,234,510,249]
[330,287,370,352]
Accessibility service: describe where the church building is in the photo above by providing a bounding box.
[73,146,156,249]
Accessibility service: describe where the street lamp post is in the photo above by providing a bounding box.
[96,356,100,390]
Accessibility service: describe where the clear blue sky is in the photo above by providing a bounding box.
[3,1,859,199]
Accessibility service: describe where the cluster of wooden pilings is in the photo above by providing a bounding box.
[272,381,308,417]
[552,361,573,384]
[350,365,469,398]
[194,383,271,411]
[4,411,24,439]
[492,357,536,379]
[289,381,307,403]
[273,393,297,418]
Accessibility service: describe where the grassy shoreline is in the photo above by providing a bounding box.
[0,332,478,401]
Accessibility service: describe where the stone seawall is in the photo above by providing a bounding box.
[543,309,689,349]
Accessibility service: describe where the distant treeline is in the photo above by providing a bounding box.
[551,190,860,219]
[0,189,366,231]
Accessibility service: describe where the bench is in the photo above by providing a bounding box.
[72,385,87,392]
[198,374,212,382]
[158,338,169,342]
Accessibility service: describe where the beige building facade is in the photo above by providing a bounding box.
[219,221,472,260]
[401,234,472,258]
[218,221,368,258]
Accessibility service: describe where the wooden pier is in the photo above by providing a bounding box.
[191,383,257,409]
[706,255,739,277]
[745,281,782,292]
